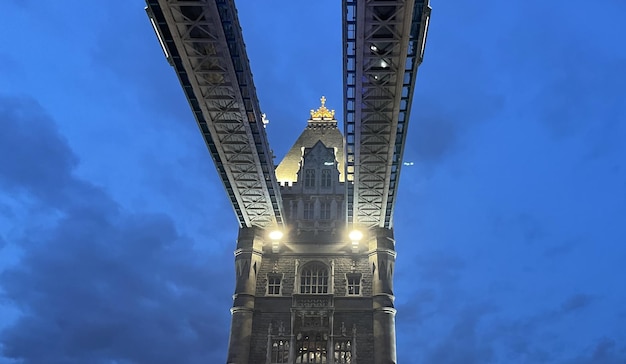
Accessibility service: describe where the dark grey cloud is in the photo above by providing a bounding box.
[397,244,610,363]
[424,304,497,364]
[560,293,594,314]
[0,96,233,363]
[411,116,458,162]
[516,213,548,244]
[413,250,466,285]
[563,337,626,364]
[492,212,550,246]
[543,239,580,259]
[0,97,77,201]
[408,84,504,165]
[484,292,599,361]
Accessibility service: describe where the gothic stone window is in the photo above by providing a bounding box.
[296,332,327,363]
[321,169,332,188]
[320,201,331,220]
[346,273,361,296]
[267,274,282,295]
[305,169,316,187]
[270,339,290,364]
[300,262,329,294]
[303,201,314,220]
[334,340,352,363]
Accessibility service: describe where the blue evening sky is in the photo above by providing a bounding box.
[1,1,625,363]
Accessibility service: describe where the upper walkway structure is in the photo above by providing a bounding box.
[343,0,431,229]
[146,0,431,231]
[146,0,284,229]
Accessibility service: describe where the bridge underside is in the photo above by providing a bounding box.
[146,0,284,229]
[344,0,430,229]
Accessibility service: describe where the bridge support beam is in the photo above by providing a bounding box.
[227,227,264,364]
[369,228,398,364]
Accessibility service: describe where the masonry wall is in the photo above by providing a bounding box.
[246,250,377,364]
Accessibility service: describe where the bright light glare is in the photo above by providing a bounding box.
[269,230,284,241]
[349,230,363,242]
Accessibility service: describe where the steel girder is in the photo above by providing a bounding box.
[146,0,283,229]
[343,0,431,229]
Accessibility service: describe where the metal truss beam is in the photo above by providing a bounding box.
[343,0,431,229]
[146,0,284,229]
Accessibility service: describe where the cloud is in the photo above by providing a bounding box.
[562,337,626,364]
[560,293,594,314]
[0,97,77,203]
[408,84,504,166]
[491,212,550,246]
[0,96,232,364]
[423,304,497,364]
[412,116,458,162]
[413,250,466,285]
[543,239,580,259]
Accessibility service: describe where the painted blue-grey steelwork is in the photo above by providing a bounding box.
[343,0,431,229]
[146,0,284,229]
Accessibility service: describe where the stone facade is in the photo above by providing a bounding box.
[226,101,397,364]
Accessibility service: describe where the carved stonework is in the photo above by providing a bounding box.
[295,296,331,308]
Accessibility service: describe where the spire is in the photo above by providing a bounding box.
[310,96,335,120]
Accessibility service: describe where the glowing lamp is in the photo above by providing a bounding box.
[349,230,363,242]
[349,230,363,254]
[269,230,284,241]
[269,230,283,253]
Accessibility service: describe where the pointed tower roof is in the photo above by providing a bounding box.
[275,96,345,184]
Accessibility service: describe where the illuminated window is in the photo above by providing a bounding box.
[321,169,332,188]
[296,332,327,363]
[271,339,290,364]
[303,201,314,220]
[346,274,361,295]
[305,169,316,187]
[320,201,331,220]
[334,340,352,363]
[267,274,282,295]
[300,263,329,294]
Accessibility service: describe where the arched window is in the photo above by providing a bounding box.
[271,339,290,363]
[303,201,314,220]
[334,340,352,363]
[305,169,316,187]
[320,201,331,220]
[296,332,327,363]
[321,169,332,188]
[300,262,329,294]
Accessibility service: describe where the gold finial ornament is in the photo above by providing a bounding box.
[310,96,335,120]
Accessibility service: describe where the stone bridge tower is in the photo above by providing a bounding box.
[226,97,397,364]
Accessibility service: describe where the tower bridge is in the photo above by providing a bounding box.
[146,1,431,363]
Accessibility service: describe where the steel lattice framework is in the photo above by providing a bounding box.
[343,0,431,229]
[146,0,284,229]
[146,0,431,232]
